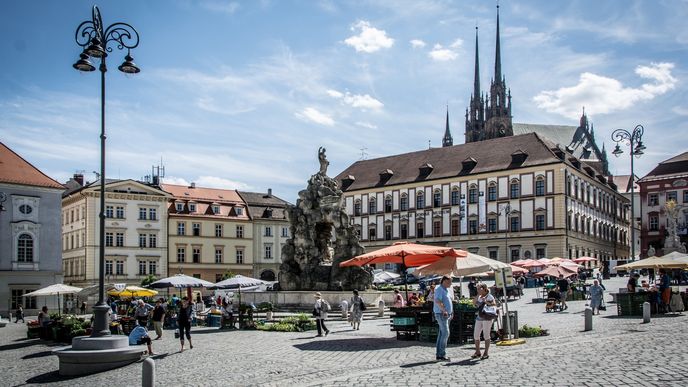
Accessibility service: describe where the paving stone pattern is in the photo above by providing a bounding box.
[0,276,686,386]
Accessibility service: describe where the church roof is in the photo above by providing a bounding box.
[335,133,563,191]
[0,142,64,189]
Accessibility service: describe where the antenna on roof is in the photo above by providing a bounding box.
[359,146,368,160]
[428,140,431,149]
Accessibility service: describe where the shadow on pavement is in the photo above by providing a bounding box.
[0,339,52,352]
[22,350,54,360]
[25,371,80,384]
[445,359,479,367]
[293,337,422,352]
[400,360,437,368]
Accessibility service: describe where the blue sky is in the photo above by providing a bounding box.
[1,0,686,202]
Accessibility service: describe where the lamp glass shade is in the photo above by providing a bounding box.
[118,55,140,74]
[73,53,96,72]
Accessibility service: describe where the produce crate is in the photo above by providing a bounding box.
[392,317,416,326]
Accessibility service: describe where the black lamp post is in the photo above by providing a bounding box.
[611,125,645,263]
[73,5,139,337]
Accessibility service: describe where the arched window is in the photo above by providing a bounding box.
[535,176,545,196]
[487,182,497,201]
[369,198,376,214]
[451,187,460,205]
[400,193,409,211]
[433,190,442,208]
[260,270,276,282]
[510,179,520,199]
[468,185,478,204]
[416,192,424,209]
[17,233,34,262]
[384,195,393,213]
[354,200,362,216]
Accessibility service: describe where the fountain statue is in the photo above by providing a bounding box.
[663,200,686,254]
[279,148,373,290]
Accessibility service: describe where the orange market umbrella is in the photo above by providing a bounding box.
[533,265,577,278]
[339,242,462,298]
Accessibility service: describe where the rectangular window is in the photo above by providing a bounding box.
[149,234,157,248]
[510,217,520,232]
[416,195,424,209]
[400,197,409,211]
[488,186,497,201]
[265,226,273,237]
[215,224,223,237]
[105,232,114,247]
[401,223,408,239]
[149,208,157,220]
[354,201,362,216]
[385,225,392,240]
[489,250,498,260]
[433,192,442,208]
[649,215,659,231]
[189,203,197,213]
[536,248,546,260]
[215,248,223,264]
[177,247,186,262]
[116,232,124,247]
[212,205,220,215]
[451,219,459,236]
[281,227,289,237]
[369,228,377,241]
[105,205,114,218]
[116,206,125,219]
[369,200,377,214]
[667,191,678,203]
[536,214,546,231]
[488,218,497,233]
[416,223,424,238]
[510,183,520,199]
[138,261,146,275]
[12,289,37,310]
[451,190,460,206]
[469,219,477,235]
[385,197,393,213]
[536,180,545,196]
[139,234,147,248]
[116,260,124,275]
[192,223,201,236]
[149,261,157,275]
[265,244,273,259]
[236,248,244,264]
[236,225,244,238]
[176,203,184,212]
[105,260,113,275]
[648,194,659,206]
[177,222,186,236]
[139,208,147,220]
[683,190,688,203]
[192,247,201,263]
[510,249,520,262]
[469,188,478,204]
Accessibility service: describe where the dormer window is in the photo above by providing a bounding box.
[510,149,528,166]
[235,207,244,216]
[418,163,434,178]
[379,169,393,185]
[461,157,477,173]
[188,203,197,213]
[212,205,220,215]
[175,203,184,212]
[341,175,355,190]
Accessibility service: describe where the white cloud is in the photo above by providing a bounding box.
[163,175,250,190]
[355,121,378,129]
[344,21,394,53]
[327,89,384,111]
[162,176,190,186]
[200,0,240,14]
[533,62,677,119]
[428,44,458,61]
[295,107,335,126]
[449,38,463,48]
[673,106,688,116]
[410,39,426,49]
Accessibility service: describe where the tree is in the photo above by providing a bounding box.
[140,274,157,288]
[220,271,236,281]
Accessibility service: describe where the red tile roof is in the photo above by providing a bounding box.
[161,184,244,203]
[0,142,65,189]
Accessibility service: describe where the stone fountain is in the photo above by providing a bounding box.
[279,147,372,290]
[663,200,687,254]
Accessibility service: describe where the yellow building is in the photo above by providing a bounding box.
[162,184,253,283]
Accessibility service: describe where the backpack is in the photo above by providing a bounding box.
[359,298,367,311]
[322,300,331,312]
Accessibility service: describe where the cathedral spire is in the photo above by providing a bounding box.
[473,26,480,100]
[494,4,502,83]
[443,106,453,147]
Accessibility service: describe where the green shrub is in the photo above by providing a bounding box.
[257,313,315,332]
[518,324,549,337]
[257,302,274,312]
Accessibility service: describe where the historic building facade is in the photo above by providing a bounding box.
[62,178,170,288]
[639,151,688,257]
[0,142,65,315]
[163,184,253,283]
[336,134,630,265]
[237,190,291,282]
[336,6,630,267]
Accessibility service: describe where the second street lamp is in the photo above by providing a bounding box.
[611,124,645,264]
[72,5,140,338]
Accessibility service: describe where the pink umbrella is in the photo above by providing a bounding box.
[511,259,536,267]
[573,256,597,264]
[533,265,577,278]
[521,260,546,268]
[510,264,529,275]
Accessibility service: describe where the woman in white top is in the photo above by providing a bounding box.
[472,283,496,360]
[314,292,330,337]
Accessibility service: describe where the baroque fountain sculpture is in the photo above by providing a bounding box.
[663,200,687,254]
[279,147,373,290]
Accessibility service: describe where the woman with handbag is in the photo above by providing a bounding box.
[472,284,497,360]
[589,279,604,315]
[313,292,330,337]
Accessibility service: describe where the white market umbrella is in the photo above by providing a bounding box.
[24,284,82,316]
[209,275,266,306]
[373,271,401,284]
[415,252,508,278]
[148,274,214,288]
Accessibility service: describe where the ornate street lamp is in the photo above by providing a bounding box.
[611,125,644,263]
[498,204,512,262]
[72,5,139,337]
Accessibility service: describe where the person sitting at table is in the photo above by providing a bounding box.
[627,273,639,293]
[407,293,420,306]
[393,289,405,307]
[641,280,650,290]
[128,321,155,355]
[221,301,235,329]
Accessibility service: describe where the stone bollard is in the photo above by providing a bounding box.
[340,300,348,319]
[643,302,651,323]
[142,357,155,387]
[584,308,593,331]
[378,299,385,317]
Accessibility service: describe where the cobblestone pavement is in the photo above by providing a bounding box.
[1,276,687,386]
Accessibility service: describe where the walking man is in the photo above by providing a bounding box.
[15,305,25,323]
[152,299,165,340]
[556,275,570,310]
[434,275,453,362]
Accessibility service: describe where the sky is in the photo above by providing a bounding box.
[1,0,686,203]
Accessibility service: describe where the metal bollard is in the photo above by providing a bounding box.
[378,299,385,317]
[142,357,155,387]
[643,302,651,323]
[584,308,593,331]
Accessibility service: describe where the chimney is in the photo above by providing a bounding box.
[73,173,84,186]
[189,182,196,189]
[267,188,272,197]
